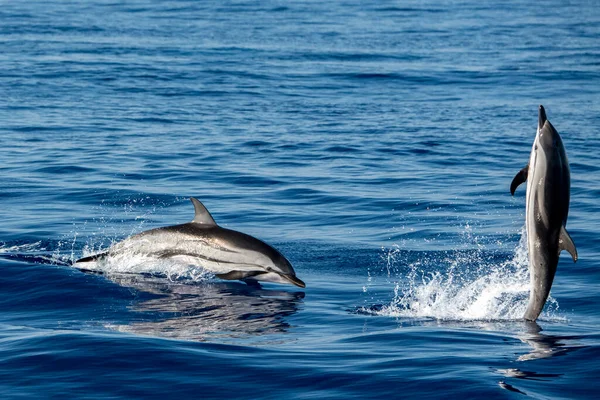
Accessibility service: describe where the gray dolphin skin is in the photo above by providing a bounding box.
[510,105,577,321]
[75,198,305,288]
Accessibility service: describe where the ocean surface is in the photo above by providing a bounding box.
[1,0,599,398]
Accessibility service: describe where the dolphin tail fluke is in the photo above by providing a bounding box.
[510,165,529,195]
[559,226,578,262]
[75,252,108,264]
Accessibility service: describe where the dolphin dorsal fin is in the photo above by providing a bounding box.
[190,197,217,226]
[558,225,577,262]
[510,165,529,195]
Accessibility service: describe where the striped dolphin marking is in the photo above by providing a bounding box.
[75,198,305,288]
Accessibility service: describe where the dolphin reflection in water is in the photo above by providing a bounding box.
[514,321,586,362]
[105,274,304,342]
[496,321,587,395]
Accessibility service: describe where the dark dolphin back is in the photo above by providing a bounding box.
[214,225,296,275]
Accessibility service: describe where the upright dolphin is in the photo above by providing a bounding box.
[511,105,577,321]
[75,198,305,288]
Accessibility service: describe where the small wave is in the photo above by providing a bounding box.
[0,240,82,266]
[0,241,44,254]
[361,229,563,322]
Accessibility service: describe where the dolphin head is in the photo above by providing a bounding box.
[185,198,306,288]
[535,105,563,153]
[213,226,306,288]
[258,249,306,288]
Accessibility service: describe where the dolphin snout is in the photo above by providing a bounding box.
[284,274,306,288]
[538,105,547,129]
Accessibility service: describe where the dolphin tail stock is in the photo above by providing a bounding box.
[74,251,109,264]
[524,303,545,322]
[510,165,529,195]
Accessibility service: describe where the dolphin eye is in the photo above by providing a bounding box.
[535,145,538,150]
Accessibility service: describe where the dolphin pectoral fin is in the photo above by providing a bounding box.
[510,165,529,195]
[559,226,578,262]
[190,197,217,226]
[216,270,264,281]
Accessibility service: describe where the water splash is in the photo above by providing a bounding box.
[68,197,216,281]
[362,228,563,321]
[76,249,214,282]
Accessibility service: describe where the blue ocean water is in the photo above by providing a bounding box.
[1,0,600,398]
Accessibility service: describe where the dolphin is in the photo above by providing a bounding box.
[74,198,305,288]
[510,105,577,321]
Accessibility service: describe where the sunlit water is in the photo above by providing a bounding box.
[1,0,600,398]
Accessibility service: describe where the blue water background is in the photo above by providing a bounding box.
[1,1,600,398]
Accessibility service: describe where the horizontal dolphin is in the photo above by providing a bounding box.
[75,198,305,288]
[511,105,577,321]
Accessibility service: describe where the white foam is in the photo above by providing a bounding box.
[75,251,214,282]
[362,228,564,322]
[71,201,213,282]
[75,240,214,283]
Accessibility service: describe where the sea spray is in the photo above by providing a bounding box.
[362,228,563,321]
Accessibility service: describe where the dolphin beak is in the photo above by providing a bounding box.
[283,274,306,288]
[538,105,547,130]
